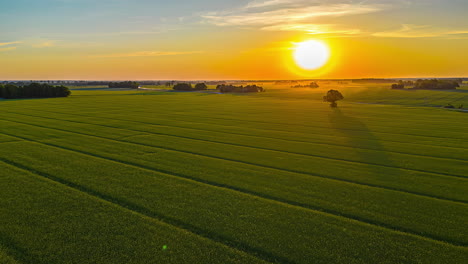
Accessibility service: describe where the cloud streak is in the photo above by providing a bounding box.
[91,51,204,58]
[202,0,384,34]
[373,24,468,38]
[0,47,17,52]
[202,1,465,39]
[32,40,56,48]
[261,23,362,36]
[0,41,22,47]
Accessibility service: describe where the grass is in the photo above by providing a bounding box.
[0,245,19,264]
[0,83,467,263]
[0,161,265,264]
[139,85,172,89]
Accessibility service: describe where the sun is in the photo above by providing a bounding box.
[293,40,330,70]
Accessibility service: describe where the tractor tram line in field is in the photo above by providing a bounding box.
[1,87,467,263]
[0,159,285,264]
[0,132,466,254]
[3,110,468,182]
[14,104,468,153]
[1,116,466,205]
[11,95,467,135]
[0,160,271,264]
[0,118,467,247]
[19,104,468,143]
[7,108,468,161]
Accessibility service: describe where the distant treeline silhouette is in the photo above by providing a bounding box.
[173,83,208,91]
[216,84,264,93]
[108,81,140,89]
[0,83,71,99]
[292,82,319,88]
[392,79,460,90]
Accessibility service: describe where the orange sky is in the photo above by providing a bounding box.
[1,0,468,80]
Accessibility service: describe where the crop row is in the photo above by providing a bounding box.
[0,161,264,264]
[0,142,466,264]
[0,119,466,246]
[1,114,466,202]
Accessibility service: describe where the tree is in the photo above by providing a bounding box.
[391,83,404,89]
[194,83,208,90]
[173,83,193,91]
[0,83,70,99]
[216,84,263,93]
[309,82,319,88]
[323,90,344,108]
[413,79,459,90]
[108,81,139,89]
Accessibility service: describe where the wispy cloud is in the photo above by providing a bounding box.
[91,51,204,58]
[261,23,362,36]
[0,41,21,52]
[97,29,175,36]
[0,47,17,52]
[374,24,468,38]
[0,41,22,47]
[202,0,385,34]
[32,40,57,48]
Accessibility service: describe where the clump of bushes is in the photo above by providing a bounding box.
[194,83,208,90]
[444,104,464,109]
[391,79,460,90]
[323,90,344,108]
[292,82,319,88]
[173,83,208,91]
[0,83,71,99]
[173,83,193,91]
[391,80,415,89]
[413,79,459,90]
[216,84,264,93]
[108,81,140,89]
[391,81,405,89]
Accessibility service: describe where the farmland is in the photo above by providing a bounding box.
[0,83,467,263]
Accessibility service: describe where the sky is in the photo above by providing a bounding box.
[1,0,468,80]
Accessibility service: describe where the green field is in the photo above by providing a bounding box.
[0,83,467,263]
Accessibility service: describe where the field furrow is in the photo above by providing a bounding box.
[4,110,467,179]
[0,161,268,264]
[1,87,467,263]
[0,144,466,264]
[0,119,467,246]
[15,104,468,144]
[1,117,466,204]
[10,104,468,151]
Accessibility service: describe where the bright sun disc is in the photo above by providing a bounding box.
[293,40,330,70]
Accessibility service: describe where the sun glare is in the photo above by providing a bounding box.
[293,40,330,70]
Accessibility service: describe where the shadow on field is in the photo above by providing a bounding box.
[0,231,45,264]
[328,108,395,176]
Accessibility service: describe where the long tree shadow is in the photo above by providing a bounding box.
[328,108,396,176]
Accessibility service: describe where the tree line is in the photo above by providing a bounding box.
[173,83,208,91]
[392,79,460,90]
[108,81,140,89]
[0,83,71,99]
[216,84,264,93]
[291,82,319,88]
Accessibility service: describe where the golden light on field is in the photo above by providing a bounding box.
[293,40,330,70]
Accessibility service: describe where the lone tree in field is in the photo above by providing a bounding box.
[323,90,344,108]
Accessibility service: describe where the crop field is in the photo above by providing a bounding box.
[0,83,467,264]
